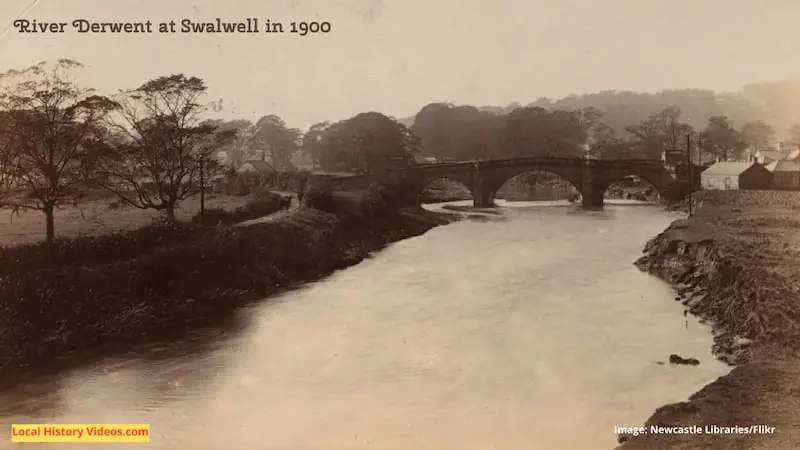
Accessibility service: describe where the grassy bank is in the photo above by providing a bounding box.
[0,190,453,369]
[0,192,290,247]
[619,190,800,449]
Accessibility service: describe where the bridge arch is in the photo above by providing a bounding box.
[493,169,582,202]
[601,174,662,202]
[590,169,679,207]
[417,176,473,203]
[483,166,584,206]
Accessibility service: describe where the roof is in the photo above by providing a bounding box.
[765,161,779,172]
[773,160,800,172]
[755,150,792,162]
[290,151,315,170]
[702,161,762,177]
[240,160,273,171]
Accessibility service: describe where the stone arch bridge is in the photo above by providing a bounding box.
[321,156,686,208]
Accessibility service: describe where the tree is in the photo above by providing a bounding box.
[739,120,774,151]
[210,119,254,168]
[787,123,800,148]
[248,115,301,171]
[411,102,455,161]
[321,112,415,173]
[702,116,747,161]
[0,113,21,205]
[97,74,233,223]
[573,108,632,159]
[505,107,586,158]
[625,106,693,159]
[301,121,331,169]
[0,59,117,244]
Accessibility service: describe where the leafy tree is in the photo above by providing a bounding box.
[571,108,633,159]
[505,107,586,158]
[739,120,775,151]
[411,102,456,161]
[210,119,254,168]
[702,116,747,161]
[787,123,800,148]
[97,74,233,223]
[248,115,301,171]
[321,112,416,173]
[0,59,117,244]
[301,121,331,169]
[625,106,693,160]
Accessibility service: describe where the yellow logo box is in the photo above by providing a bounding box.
[11,424,150,443]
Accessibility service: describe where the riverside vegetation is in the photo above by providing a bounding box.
[619,190,800,450]
[0,183,453,370]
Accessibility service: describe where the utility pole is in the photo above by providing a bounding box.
[199,155,205,225]
[697,132,703,168]
[686,133,693,217]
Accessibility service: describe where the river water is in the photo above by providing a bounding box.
[0,201,730,450]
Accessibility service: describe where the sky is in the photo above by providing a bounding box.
[1,0,799,130]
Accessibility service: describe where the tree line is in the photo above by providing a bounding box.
[1,59,796,244]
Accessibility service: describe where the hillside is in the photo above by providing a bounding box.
[398,77,800,140]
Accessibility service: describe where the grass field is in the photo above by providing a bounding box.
[0,195,252,247]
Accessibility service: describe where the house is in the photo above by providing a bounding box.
[289,151,316,171]
[701,161,773,191]
[754,150,789,164]
[754,142,800,164]
[770,160,800,190]
[236,160,274,174]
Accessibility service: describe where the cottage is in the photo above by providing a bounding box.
[701,161,773,191]
[754,143,800,164]
[236,160,274,174]
[290,151,316,171]
[754,150,788,164]
[770,160,800,190]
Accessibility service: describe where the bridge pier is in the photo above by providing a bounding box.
[472,168,496,207]
[581,191,605,209]
[580,166,606,210]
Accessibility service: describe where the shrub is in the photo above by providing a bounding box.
[190,192,291,226]
[302,185,338,212]
[0,222,197,276]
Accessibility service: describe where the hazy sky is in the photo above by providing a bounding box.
[1,0,799,129]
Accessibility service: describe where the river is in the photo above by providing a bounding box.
[0,201,730,450]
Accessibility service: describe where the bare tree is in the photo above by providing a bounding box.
[0,59,117,244]
[96,74,232,223]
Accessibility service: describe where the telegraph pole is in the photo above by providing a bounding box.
[199,155,205,224]
[697,132,703,167]
[686,133,693,217]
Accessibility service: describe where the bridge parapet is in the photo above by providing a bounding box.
[320,156,682,209]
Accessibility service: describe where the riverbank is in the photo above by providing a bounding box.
[618,190,800,449]
[0,197,456,372]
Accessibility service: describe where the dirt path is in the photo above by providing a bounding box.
[235,194,301,227]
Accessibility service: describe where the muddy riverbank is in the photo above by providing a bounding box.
[618,190,800,449]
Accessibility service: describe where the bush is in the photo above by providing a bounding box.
[190,192,291,226]
[302,185,338,212]
[0,222,197,276]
